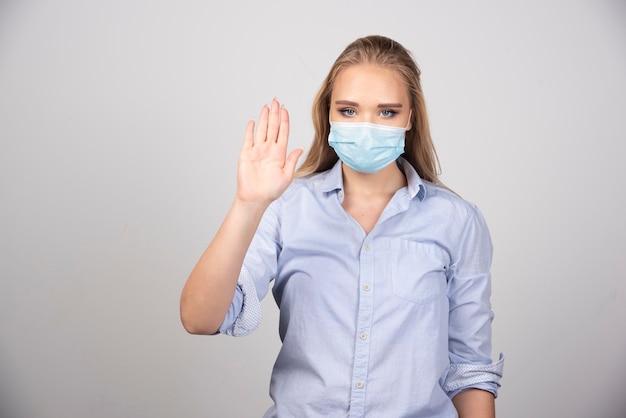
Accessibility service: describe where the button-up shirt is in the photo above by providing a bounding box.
[219,158,504,417]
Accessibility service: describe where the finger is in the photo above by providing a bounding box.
[266,98,280,143]
[277,105,290,147]
[255,105,270,144]
[284,148,304,175]
[243,118,255,148]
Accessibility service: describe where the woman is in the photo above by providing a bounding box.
[180,35,504,417]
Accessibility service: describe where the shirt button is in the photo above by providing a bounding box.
[356,381,364,388]
[363,284,371,291]
[364,243,371,250]
[338,191,344,198]
[359,332,367,340]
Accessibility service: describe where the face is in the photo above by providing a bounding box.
[330,64,412,130]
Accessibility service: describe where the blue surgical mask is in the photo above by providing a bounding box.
[328,118,409,174]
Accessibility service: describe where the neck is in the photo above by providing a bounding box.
[342,162,407,196]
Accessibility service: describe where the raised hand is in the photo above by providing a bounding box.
[236,98,303,205]
[181,99,302,335]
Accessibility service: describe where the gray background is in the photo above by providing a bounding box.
[1,0,625,417]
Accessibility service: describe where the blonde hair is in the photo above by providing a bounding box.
[296,35,443,185]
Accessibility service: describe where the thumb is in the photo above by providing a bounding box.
[284,149,304,176]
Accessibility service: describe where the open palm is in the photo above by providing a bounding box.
[236,99,303,205]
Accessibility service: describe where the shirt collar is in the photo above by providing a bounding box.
[319,157,426,201]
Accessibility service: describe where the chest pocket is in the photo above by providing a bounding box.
[391,240,450,304]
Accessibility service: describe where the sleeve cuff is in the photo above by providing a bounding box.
[444,353,505,398]
[218,265,262,336]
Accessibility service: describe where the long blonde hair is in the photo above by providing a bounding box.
[296,35,442,185]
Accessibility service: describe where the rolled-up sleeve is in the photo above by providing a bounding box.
[219,265,262,336]
[444,205,504,397]
[444,353,505,398]
[218,201,282,337]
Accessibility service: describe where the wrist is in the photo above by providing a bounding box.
[230,197,271,224]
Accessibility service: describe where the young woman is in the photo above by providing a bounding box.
[180,35,504,418]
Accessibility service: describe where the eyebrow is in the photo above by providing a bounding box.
[334,100,403,108]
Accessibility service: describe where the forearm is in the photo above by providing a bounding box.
[452,388,495,418]
[180,98,300,335]
[179,199,268,335]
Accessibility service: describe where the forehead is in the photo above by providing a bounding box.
[331,64,408,103]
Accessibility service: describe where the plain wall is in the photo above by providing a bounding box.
[1,0,625,417]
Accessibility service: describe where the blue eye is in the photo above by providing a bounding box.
[380,109,397,118]
[340,108,356,116]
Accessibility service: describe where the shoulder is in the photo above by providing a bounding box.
[419,182,493,259]
[399,158,479,220]
[265,170,336,227]
[280,169,336,201]
[265,170,333,219]
[422,181,477,211]
[421,180,483,224]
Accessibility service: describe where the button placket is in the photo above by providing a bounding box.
[349,239,375,415]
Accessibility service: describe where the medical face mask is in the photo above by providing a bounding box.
[328,117,409,174]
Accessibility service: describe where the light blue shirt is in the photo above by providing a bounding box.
[219,158,504,417]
